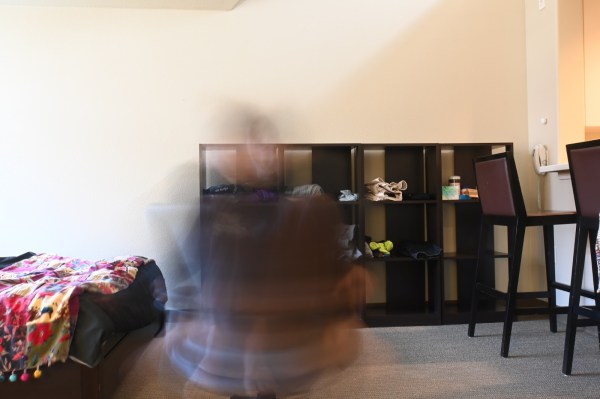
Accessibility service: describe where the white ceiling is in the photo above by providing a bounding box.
[0,0,243,10]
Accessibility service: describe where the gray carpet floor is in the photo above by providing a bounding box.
[112,319,600,398]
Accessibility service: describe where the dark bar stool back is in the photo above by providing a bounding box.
[467,151,576,357]
[562,138,600,375]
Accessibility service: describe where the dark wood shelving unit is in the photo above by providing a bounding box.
[360,144,441,327]
[199,142,513,327]
[439,143,513,324]
[363,303,440,327]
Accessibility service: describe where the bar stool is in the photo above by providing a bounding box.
[562,138,600,375]
[467,151,576,357]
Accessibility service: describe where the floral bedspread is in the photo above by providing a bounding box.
[0,253,148,378]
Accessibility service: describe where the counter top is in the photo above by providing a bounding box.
[539,163,569,173]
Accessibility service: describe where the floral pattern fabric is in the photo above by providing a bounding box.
[0,253,147,375]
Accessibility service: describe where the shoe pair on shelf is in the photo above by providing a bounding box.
[338,189,358,202]
[365,177,407,202]
[369,240,394,257]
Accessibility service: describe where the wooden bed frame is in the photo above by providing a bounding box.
[0,319,162,399]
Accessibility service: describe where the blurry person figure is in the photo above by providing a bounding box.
[165,107,368,399]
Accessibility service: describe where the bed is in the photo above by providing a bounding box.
[0,252,167,399]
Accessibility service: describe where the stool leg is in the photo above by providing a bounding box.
[468,219,491,337]
[588,229,600,349]
[542,225,558,333]
[468,283,480,338]
[501,222,525,358]
[562,225,587,375]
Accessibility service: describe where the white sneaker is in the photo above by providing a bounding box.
[338,190,358,201]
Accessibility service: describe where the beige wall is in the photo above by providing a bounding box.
[0,0,530,306]
[558,0,586,160]
[527,0,599,304]
[526,0,586,165]
[584,0,600,128]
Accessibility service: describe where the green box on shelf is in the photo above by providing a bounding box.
[442,185,459,200]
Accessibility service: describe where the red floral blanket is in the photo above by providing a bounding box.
[0,253,148,381]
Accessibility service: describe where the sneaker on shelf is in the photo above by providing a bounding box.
[369,240,394,257]
[365,178,406,201]
[338,189,358,202]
